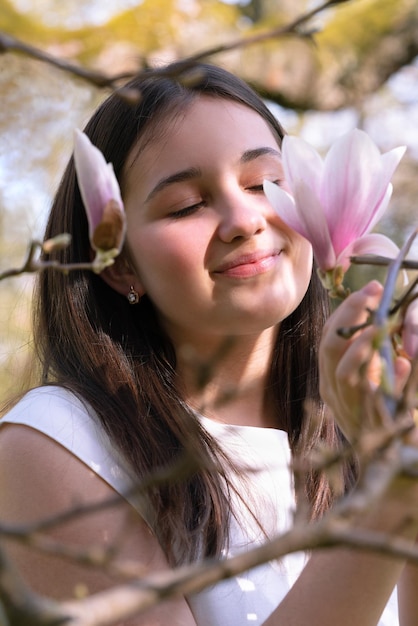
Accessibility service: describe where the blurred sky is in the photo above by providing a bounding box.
[10,0,142,27]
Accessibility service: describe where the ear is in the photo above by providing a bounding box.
[100,256,145,298]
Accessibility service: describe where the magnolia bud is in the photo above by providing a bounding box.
[73,129,126,257]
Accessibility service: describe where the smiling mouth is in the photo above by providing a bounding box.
[213,251,282,279]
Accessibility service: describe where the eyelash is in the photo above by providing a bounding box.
[169,202,206,219]
[168,180,283,219]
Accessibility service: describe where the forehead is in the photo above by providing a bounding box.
[124,96,281,182]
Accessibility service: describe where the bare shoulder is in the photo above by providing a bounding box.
[0,422,152,564]
[0,424,196,624]
[0,423,123,524]
[0,423,109,513]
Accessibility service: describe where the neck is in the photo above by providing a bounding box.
[173,327,278,428]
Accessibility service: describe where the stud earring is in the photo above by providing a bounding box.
[127,285,140,305]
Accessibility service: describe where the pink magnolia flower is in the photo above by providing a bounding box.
[264,129,405,279]
[73,129,126,271]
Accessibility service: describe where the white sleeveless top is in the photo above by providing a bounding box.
[1,386,399,625]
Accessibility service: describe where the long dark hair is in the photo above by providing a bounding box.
[34,62,347,565]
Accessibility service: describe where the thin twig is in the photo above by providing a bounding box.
[60,509,418,626]
[351,255,418,270]
[172,0,350,65]
[0,32,127,88]
[0,240,107,281]
[373,230,418,399]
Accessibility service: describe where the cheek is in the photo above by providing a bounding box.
[296,238,313,276]
[127,225,206,287]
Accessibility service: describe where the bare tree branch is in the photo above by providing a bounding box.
[0,0,352,93]
[2,406,418,626]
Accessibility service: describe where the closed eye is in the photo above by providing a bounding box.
[168,201,205,219]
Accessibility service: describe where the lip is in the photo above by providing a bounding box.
[212,250,282,279]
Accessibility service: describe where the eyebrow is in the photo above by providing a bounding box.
[145,146,282,203]
[145,167,201,203]
[240,147,282,163]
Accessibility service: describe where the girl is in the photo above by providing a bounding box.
[0,63,417,625]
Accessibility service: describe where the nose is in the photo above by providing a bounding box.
[217,189,267,243]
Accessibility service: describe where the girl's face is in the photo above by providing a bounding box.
[119,96,312,347]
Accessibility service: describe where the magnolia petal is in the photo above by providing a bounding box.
[74,129,124,249]
[366,146,406,230]
[74,130,109,227]
[291,180,336,271]
[263,181,304,234]
[364,183,393,234]
[336,233,400,272]
[107,162,123,207]
[264,179,330,256]
[321,129,389,254]
[359,146,405,232]
[281,135,324,198]
[380,145,406,181]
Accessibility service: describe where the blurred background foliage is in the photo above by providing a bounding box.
[0,0,417,402]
